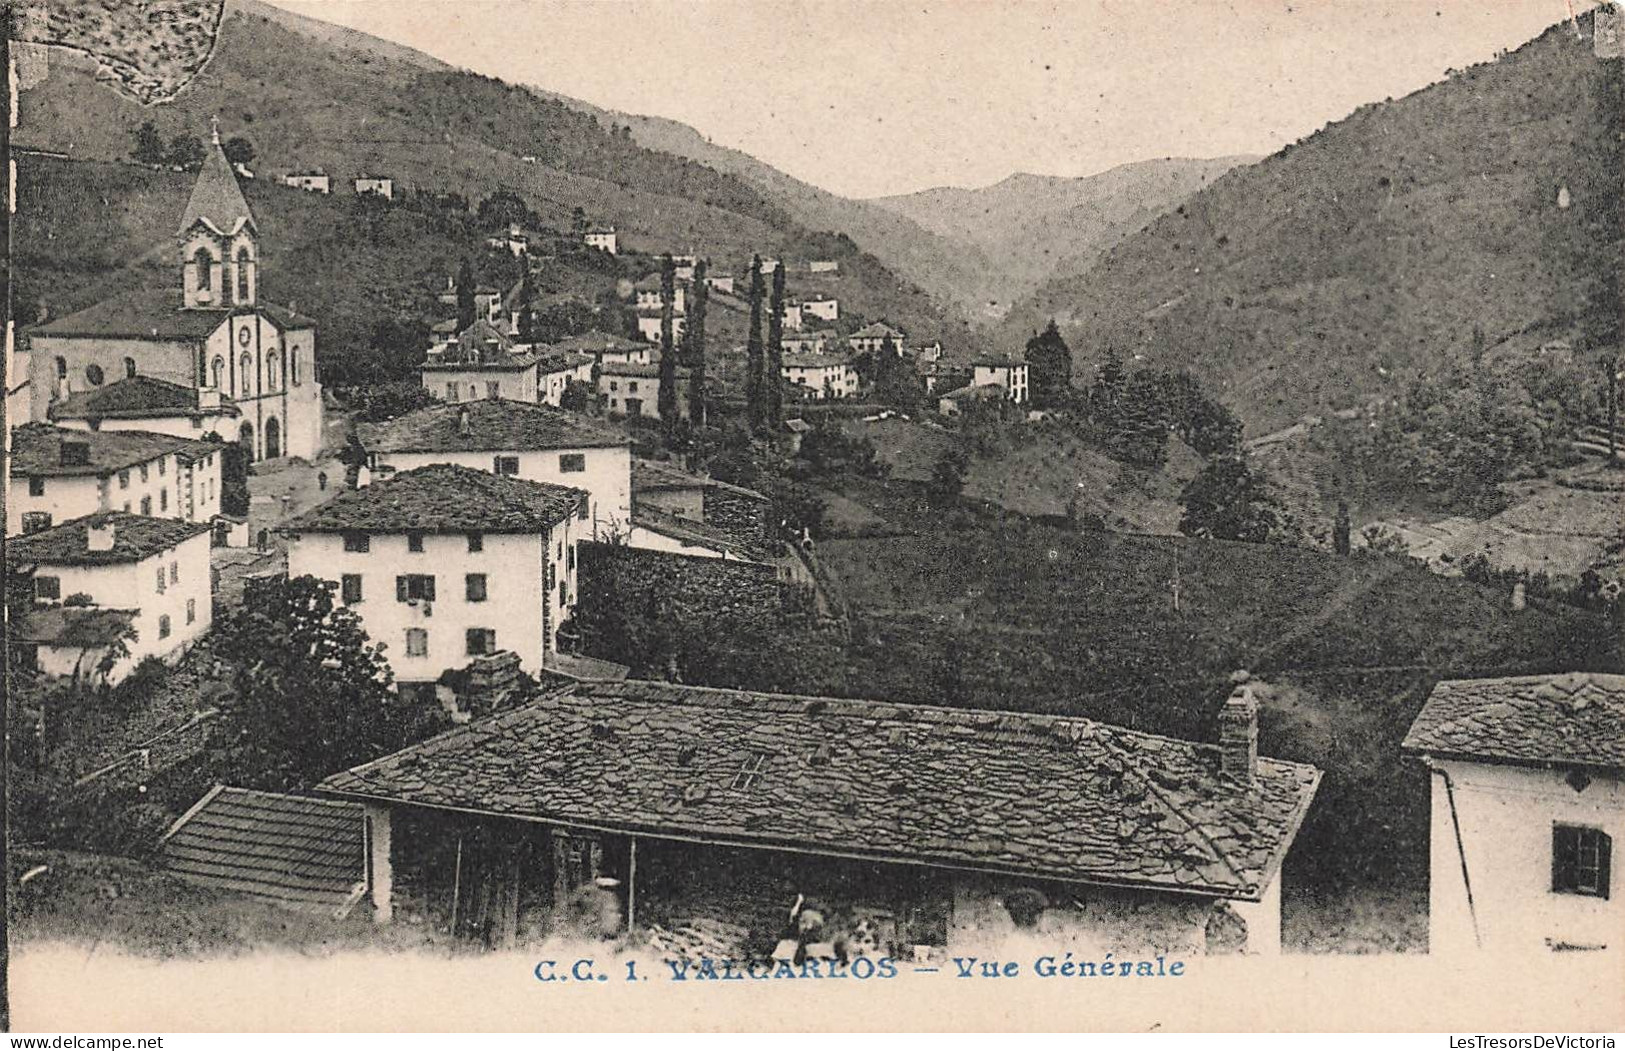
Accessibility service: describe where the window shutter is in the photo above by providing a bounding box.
[396,576,409,602]
[424,575,437,602]
[1553,826,1570,893]
[1600,831,1613,901]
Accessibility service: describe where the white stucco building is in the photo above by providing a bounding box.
[549,331,651,368]
[848,322,906,356]
[8,424,222,536]
[48,375,243,442]
[420,320,541,404]
[283,170,331,194]
[1404,673,1623,955]
[28,126,324,462]
[282,464,585,687]
[781,354,859,400]
[971,353,1030,404]
[6,512,213,686]
[583,227,618,255]
[354,175,394,199]
[358,400,632,538]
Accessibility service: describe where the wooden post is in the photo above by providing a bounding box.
[627,836,638,932]
[449,833,465,937]
[363,804,393,924]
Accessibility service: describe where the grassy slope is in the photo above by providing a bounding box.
[998,15,1623,433]
[871,158,1253,316]
[14,4,960,359]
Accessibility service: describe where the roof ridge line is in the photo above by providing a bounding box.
[1096,731,1250,888]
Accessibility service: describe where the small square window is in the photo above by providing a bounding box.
[467,532,483,553]
[186,598,197,624]
[407,531,425,553]
[396,574,436,602]
[343,532,371,553]
[341,574,363,604]
[486,381,501,399]
[28,476,44,497]
[493,455,520,477]
[118,471,130,490]
[141,497,152,516]
[466,573,487,602]
[559,453,586,473]
[158,614,171,639]
[466,628,496,656]
[730,752,770,790]
[34,576,61,601]
[405,628,428,657]
[1553,825,1611,899]
[20,512,52,534]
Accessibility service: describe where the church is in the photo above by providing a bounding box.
[27,123,323,462]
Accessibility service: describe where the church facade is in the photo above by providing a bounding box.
[27,124,323,462]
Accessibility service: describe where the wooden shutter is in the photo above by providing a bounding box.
[1553,825,1573,892]
[1599,831,1613,900]
[396,576,409,602]
[424,575,436,602]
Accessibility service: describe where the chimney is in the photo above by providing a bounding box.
[457,406,472,437]
[86,519,116,553]
[1218,679,1258,786]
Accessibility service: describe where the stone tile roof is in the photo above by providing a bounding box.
[281,463,584,535]
[357,399,628,454]
[1403,673,1625,771]
[421,320,529,370]
[549,331,647,356]
[11,607,137,648]
[851,322,905,340]
[535,351,594,375]
[320,681,1321,900]
[49,376,240,421]
[782,353,853,370]
[10,423,205,477]
[632,460,769,503]
[28,291,315,340]
[159,787,366,917]
[601,362,690,379]
[631,507,763,560]
[7,511,210,567]
[179,137,255,237]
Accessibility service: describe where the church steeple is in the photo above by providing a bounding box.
[179,121,258,309]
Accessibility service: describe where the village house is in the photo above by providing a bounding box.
[282,170,331,194]
[282,464,586,689]
[1403,673,1623,954]
[808,259,839,274]
[599,362,689,421]
[434,279,503,328]
[672,254,698,282]
[8,424,222,536]
[937,381,1008,418]
[7,513,213,685]
[802,295,839,322]
[28,126,325,462]
[971,352,1030,404]
[549,330,651,368]
[583,227,618,255]
[318,680,1318,957]
[703,273,735,295]
[634,274,687,314]
[913,340,944,364]
[420,320,541,404]
[48,375,242,443]
[780,300,804,332]
[635,314,688,345]
[358,400,632,538]
[535,350,595,408]
[782,330,838,355]
[848,322,906,356]
[354,174,394,200]
[782,353,859,400]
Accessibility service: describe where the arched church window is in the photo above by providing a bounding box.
[240,353,253,397]
[85,364,104,387]
[266,352,279,391]
[123,357,136,379]
[235,247,251,302]
[212,356,225,390]
[194,247,212,291]
[290,348,300,386]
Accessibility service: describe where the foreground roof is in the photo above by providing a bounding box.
[320,680,1321,900]
[358,398,628,454]
[282,463,584,535]
[29,290,315,341]
[10,423,205,477]
[49,376,240,421]
[6,512,211,567]
[160,787,366,917]
[1403,673,1625,771]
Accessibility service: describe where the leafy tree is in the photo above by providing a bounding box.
[1026,320,1074,408]
[688,260,709,429]
[207,575,447,791]
[222,136,256,167]
[356,380,438,422]
[477,189,531,230]
[1333,499,1352,556]
[560,379,595,413]
[766,263,787,431]
[131,121,165,166]
[455,256,477,333]
[571,206,588,233]
[516,266,536,343]
[1178,455,1283,543]
[657,254,679,425]
[745,257,766,433]
[928,444,972,507]
[167,133,206,171]
[203,432,251,517]
[1094,346,1125,407]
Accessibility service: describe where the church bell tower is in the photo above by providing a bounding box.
[179,118,258,309]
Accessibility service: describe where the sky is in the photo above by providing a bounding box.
[264,0,1594,199]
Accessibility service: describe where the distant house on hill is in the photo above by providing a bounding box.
[782,353,858,401]
[535,351,595,407]
[848,322,906,356]
[808,259,839,273]
[282,170,331,194]
[702,273,735,295]
[1403,673,1624,955]
[583,227,618,255]
[971,352,1029,404]
[780,300,804,332]
[633,273,686,314]
[548,331,651,368]
[599,362,689,421]
[802,295,839,322]
[354,174,394,200]
[635,314,687,345]
[782,329,837,354]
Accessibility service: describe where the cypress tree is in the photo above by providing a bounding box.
[516,261,535,342]
[455,257,477,333]
[1333,499,1352,556]
[745,257,765,433]
[688,260,709,429]
[657,254,679,424]
[766,262,786,431]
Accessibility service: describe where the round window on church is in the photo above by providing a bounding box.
[85,364,104,387]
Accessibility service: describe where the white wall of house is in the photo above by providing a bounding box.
[203,313,322,461]
[636,315,687,344]
[1426,759,1622,954]
[287,528,575,683]
[8,450,188,536]
[55,412,242,443]
[584,231,618,254]
[802,299,839,322]
[972,364,1030,404]
[783,364,857,400]
[369,446,630,538]
[422,367,539,405]
[538,360,594,407]
[626,524,739,561]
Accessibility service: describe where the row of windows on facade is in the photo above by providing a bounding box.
[18,480,207,535]
[400,626,499,659]
[337,565,571,607]
[53,347,301,392]
[32,575,195,633]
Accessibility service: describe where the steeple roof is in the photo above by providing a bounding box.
[178,120,255,238]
